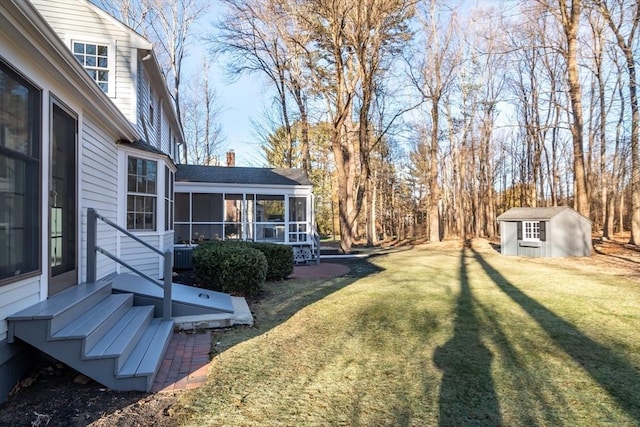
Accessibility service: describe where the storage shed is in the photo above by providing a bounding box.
[497,206,592,257]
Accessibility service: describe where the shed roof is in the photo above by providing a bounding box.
[497,206,583,221]
[175,164,312,186]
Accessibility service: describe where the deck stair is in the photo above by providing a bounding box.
[6,279,173,392]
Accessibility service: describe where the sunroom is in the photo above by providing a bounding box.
[173,164,318,265]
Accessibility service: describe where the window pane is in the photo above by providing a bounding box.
[86,44,96,55]
[97,45,108,56]
[73,43,84,54]
[0,62,41,282]
[126,159,157,231]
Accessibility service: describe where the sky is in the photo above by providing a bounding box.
[186,6,271,168]
[185,0,509,168]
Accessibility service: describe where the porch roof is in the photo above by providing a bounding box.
[176,165,312,186]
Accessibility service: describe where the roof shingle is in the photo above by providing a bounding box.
[175,164,312,186]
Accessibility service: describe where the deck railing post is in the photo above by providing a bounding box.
[163,251,173,320]
[87,208,97,283]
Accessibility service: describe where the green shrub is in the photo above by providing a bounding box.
[248,242,294,281]
[193,241,267,296]
[198,240,294,281]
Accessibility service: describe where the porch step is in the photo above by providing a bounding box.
[8,281,173,392]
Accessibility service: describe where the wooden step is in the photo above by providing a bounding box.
[85,305,154,373]
[118,318,174,382]
[50,294,132,344]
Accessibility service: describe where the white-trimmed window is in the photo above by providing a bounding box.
[127,157,157,231]
[0,60,41,285]
[523,221,540,241]
[72,41,110,93]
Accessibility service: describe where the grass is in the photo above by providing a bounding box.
[174,241,640,426]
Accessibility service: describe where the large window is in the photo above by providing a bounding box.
[0,61,41,284]
[127,157,157,231]
[73,42,109,93]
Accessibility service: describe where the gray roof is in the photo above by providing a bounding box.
[497,206,577,221]
[176,164,312,186]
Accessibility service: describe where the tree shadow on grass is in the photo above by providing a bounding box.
[212,257,385,351]
[433,247,502,426]
[471,247,640,423]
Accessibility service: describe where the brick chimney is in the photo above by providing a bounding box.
[226,150,235,167]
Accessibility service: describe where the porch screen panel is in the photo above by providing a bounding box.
[174,192,190,244]
[288,197,307,242]
[192,224,223,242]
[0,61,41,284]
[246,194,255,240]
[224,194,242,240]
[175,193,189,222]
[192,193,222,222]
[256,195,284,242]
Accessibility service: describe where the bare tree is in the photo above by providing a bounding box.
[182,56,225,165]
[408,0,458,241]
[144,0,209,133]
[594,0,640,244]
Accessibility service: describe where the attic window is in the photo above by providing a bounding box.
[73,42,109,93]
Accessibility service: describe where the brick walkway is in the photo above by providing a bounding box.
[151,331,211,392]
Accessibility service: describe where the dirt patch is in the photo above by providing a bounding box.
[0,358,178,426]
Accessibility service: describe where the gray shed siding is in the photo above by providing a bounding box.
[500,221,552,257]
[498,207,591,258]
[549,211,591,257]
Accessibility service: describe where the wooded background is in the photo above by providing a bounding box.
[102,0,639,252]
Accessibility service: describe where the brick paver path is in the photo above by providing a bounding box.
[152,331,211,392]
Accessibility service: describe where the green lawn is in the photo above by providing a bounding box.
[175,241,640,426]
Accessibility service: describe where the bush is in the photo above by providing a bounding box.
[192,241,267,296]
[247,242,294,281]
[199,240,294,281]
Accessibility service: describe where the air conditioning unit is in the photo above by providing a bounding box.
[174,247,193,269]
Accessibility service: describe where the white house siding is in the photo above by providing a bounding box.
[0,278,41,343]
[31,0,137,122]
[161,107,171,154]
[120,235,162,280]
[80,117,119,282]
[136,68,157,147]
